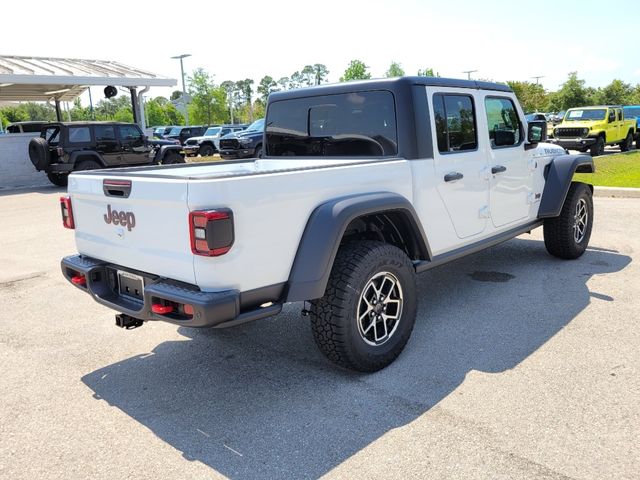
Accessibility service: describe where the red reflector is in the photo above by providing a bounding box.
[71,275,86,285]
[60,196,75,229]
[183,304,194,316]
[152,304,174,314]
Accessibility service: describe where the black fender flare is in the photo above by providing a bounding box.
[285,192,429,302]
[69,151,105,167]
[538,154,594,218]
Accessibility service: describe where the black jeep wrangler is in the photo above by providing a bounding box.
[28,122,185,187]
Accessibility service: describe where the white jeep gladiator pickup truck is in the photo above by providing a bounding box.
[60,77,595,372]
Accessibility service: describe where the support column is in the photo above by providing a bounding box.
[54,100,63,122]
[129,87,139,126]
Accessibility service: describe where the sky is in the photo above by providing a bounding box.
[3,0,638,104]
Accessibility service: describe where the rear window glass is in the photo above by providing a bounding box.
[68,127,91,143]
[266,91,397,157]
[94,125,116,141]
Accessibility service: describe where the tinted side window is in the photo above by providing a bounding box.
[266,91,397,157]
[68,127,91,144]
[118,125,142,140]
[94,125,116,141]
[433,94,477,153]
[485,97,521,148]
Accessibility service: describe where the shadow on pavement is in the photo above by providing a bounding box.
[82,237,631,479]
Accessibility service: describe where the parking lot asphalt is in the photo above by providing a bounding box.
[1,187,638,480]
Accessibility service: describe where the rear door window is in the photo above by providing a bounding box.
[94,125,116,141]
[432,94,477,153]
[118,125,143,141]
[67,126,92,144]
[266,90,397,157]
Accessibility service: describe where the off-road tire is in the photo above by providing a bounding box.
[620,131,633,152]
[46,172,69,187]
[589,136,605,157]
[76,159,101,171]
[543,182,593,260]
[199,144,215,157]
[28,137,50,170]
[162,150,184,165]
[309,241,417,372]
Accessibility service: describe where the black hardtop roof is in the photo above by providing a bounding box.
[48,121,137,127]
[269,76,512,102]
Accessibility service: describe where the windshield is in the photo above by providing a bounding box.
[246,118,265,132]
[564,109,606,121]
[623,107,640,118]
[167,127,182,135]
[204,127,221,136]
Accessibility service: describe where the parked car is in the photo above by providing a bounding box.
[218,118,265,159]
[183,124,248,157]
[548,105,636,156]
[622,105,640,148]
[59,76,594,372]
[164,125,207,145]
[28,122,185,187]
[152,126,175,138]
[6,121,51,133]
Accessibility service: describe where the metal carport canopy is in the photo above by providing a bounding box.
[0,55,177,127]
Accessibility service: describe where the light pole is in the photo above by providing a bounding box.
[171,54,191,126]
[532,75,545,84]
[463,70,478,80]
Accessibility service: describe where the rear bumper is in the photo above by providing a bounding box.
[547,137,596,150]
[61,255,280,328]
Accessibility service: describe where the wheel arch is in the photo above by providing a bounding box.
[70,151,105,167]
[538,154,594,219]
[285,192,430,302]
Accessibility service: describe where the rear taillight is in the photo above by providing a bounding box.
[189,209,234,256]
[60,196,74,229]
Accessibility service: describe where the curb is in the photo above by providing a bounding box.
[594,186,640,198]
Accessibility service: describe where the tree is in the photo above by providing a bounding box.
[277,77,290,91]
[548,72,589,111]
[145,98,169,126]
[257,75,278,103]
[340,60,371,82]
[385,61,405,78]
[170,90,182,101]
[301,65,316,86]
[188,68,226,126]
[597,79,633,105]
[312,64,329,85]
[235,79,255,121]
[164,103,185,125]
[506,81,548,113]
[417,68,438,77]
[289,71,304,89]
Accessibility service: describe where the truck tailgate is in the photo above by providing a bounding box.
[68,172,195,285]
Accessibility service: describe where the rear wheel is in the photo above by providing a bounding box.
[589,136,605,156]
[76,159,101,171]
[199,144,215,157]
[46,172,68,187]
[620,131,633,152]
[309,241,417,372]
[543,182,593,260]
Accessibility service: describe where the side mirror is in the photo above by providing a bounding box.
[527,120,547,144]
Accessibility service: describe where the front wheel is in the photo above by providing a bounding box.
[254,146,263,159]
[620,132,633,152]
[589,136,605,156]
[309,241,417,372]
[543,182,593,259]
[199,144,215,157]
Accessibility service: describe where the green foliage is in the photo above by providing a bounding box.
[170,90,182,101]
[312,64,329,85]
[301,65,316,86]
[385,61,405,78]
[188,68,229,126]
[593,79,634,105]
[417,68,439,77]
[257,76,278,103]
[548,72,589,111]
[506,81,548,113]
[340,60,371,82]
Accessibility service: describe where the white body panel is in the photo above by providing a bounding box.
[67,90,566,295]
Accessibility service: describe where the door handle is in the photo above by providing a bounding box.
[444,172,464,182]
[491,165,507,174]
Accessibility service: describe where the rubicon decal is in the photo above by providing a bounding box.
[104,205,136,231]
